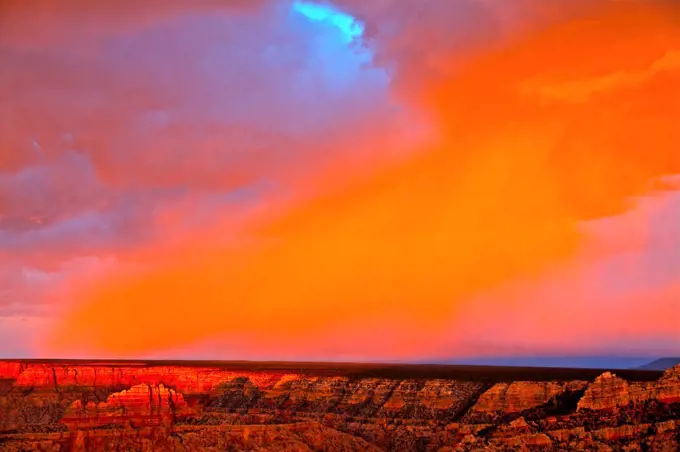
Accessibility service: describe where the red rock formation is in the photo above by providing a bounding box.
[655,420,676,434]
[471,380,587,414]
[578,367,680,410]
[265,375,349,409]
[418,380,461,410]
[547,427,588,442]
[1,361,678,451]
[593,423,661,442]
[0,361,22,380]
[0,422,385,452]
[656,364,680,404]
[499,432,553,448]
[11,362,291,393]
[577,372,631,411]
[62,384,189,430]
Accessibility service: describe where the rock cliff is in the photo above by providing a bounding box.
[61,383,190,430]
[470,380,588,414]
[578,365,680,411]
[0,361,678,451]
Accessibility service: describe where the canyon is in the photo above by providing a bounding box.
[0,360,678,451]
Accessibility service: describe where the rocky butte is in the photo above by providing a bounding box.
[0,360,678,451]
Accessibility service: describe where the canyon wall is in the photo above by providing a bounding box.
[0,361,678,451]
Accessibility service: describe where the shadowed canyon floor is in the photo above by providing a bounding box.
[0,360,679,451]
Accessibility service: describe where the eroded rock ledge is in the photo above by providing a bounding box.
[0,362,678,451]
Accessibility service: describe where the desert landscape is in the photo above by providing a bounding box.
[1,360,679,451]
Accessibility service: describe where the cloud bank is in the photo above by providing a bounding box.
[0,0,678,360]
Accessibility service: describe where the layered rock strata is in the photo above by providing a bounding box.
[0,361,678,451]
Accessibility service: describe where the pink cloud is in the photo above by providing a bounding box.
[0,0,678,359]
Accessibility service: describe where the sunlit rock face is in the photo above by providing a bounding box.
[13,364,291,393]
[577,366,680,411]
[577,372,632,411]
[657,365,680,404]
[1,361,679,451]
[471,381,588,414]
[62,384,189,430]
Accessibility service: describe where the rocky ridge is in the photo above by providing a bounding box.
[578,366,680,411]
[0,361,678,451]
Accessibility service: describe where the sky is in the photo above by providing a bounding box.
[0,0,678,364]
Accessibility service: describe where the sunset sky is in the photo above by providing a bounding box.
[0,0,678,363]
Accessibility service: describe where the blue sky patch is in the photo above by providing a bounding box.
[293,1,364,42]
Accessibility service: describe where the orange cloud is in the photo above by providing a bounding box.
[45,0,680,359]
[523,50,680,104]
